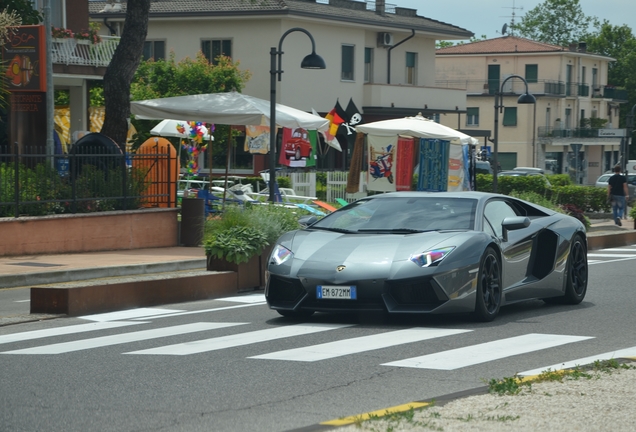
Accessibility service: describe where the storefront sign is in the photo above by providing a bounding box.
[598,129,626,137]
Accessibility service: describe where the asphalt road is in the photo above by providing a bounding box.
[1,245,635,432]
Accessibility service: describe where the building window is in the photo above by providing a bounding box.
[364,47,373,83]
[202,39,232,64]
[502,107,517,126]
[143,41,165,61]
[525,64,538,83]
[581,66,586,84]
[466,107,479,126]
[431,113,441,123]
[341,44,354,81]
[406,52,417,85]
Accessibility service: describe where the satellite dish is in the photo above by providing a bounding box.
[502,23,508,35]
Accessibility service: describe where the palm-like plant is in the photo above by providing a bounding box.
[0,9,23,109]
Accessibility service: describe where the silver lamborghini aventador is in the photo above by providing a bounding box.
[265,191,588,322]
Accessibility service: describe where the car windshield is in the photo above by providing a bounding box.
[311,196,477,232]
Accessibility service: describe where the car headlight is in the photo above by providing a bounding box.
[410,247,455,267]
[271,244,293,265]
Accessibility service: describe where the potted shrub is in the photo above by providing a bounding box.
[203,204,308,291]
[630,206,636,229]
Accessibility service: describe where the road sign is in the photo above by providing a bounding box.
[570,143,583,152]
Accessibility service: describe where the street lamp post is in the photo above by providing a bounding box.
[269,28,326,202]
[493,74,536,193]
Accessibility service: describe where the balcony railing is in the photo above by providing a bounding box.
[435,79,628,101]
[538,126,620,139]
[51,36,120,67]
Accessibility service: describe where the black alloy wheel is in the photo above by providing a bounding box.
[474,247,502,322]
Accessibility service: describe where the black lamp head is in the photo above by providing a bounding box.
[517,93,537,104]
[301,51,326,69]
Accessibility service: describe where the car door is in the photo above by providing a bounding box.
[483,199,535,292]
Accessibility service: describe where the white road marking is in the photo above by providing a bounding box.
[216,294,266,304]
[80,308,185,322]
[249,328,473,362]
[126,323,352,356]
[14,300,30,303]
[519,346,636,376]
[586,253,636,258]
[382,334,594,370]
[0,321,145,345]
[598,248,636,252]
[130,302,266,320]
[2,322,245,355]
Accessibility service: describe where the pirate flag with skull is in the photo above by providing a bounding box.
[338,98,363,148]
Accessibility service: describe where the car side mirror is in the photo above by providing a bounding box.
[299,215,318,227]
[501,216,530,242]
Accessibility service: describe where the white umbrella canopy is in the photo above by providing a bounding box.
[132,92,329,132]
[150,119,214,140]
[356,114,478,145]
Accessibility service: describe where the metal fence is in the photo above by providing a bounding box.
[0,143,177,218]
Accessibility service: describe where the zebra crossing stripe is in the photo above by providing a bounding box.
[126,323,352,356]
[1,322,245,355]
[587,253,636,258]
[249,328,472,362]
[381,333,594,370]
[518,346,636,376]
[0,321,144,346]
[80,308,185,322]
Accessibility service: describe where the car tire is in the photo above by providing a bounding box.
[473,246,502,322]
[544,235,588,305]
[295,148,301,160]
[277,309,314,319]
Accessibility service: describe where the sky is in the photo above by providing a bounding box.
[394,0,636,40]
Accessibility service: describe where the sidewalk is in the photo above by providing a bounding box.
[0,246,206,326]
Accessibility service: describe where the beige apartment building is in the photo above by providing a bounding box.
[436,36,628,185]
[89,0,474,172]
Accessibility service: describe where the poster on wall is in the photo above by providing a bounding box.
[278,127,317,167]
[417,138,450,192]
[447,143,470,191]
[367,135,398,192]
[244,125,270,154]
[3,25,46,92]
[395,137,415,191]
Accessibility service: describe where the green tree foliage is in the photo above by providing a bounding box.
[513,0,598,46]
[130,53,251,100]
[582,22,636,127]
[0,0,41,25]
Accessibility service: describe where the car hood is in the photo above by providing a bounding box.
[281,229,462,279]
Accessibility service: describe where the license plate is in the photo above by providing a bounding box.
[317,285,357,300]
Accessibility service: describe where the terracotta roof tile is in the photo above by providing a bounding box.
[436,36,566,55]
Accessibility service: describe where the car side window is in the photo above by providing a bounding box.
[483,200,518,238]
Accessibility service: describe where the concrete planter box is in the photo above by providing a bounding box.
[206,245,273,291]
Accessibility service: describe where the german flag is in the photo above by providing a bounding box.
[325,100,347,136]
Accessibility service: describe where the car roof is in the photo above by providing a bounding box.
[513,167,544,173]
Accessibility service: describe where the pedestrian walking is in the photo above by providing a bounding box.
[607,165,629,226]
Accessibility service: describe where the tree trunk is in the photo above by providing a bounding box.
[101,0,150,152]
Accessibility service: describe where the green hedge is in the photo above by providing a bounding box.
[475,174,610,213]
